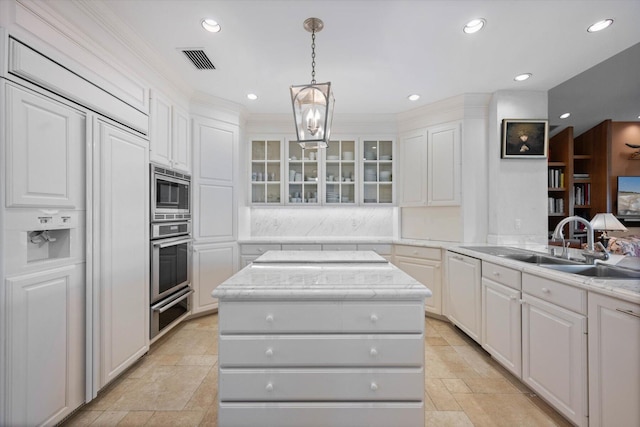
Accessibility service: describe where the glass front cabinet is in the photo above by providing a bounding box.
[249,137,394,206]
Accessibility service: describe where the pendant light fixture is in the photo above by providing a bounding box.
[290,17,335,149]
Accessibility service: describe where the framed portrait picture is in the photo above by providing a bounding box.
[501,119,549,159]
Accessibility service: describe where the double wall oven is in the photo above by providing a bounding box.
[150,164,193,339]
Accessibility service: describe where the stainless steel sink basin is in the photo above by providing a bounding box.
[461,246,532,257]
[540,264,640,279]
[500,253,579,265]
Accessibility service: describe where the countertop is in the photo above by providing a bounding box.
[212,251,433,301]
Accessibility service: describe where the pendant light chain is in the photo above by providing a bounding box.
[310,29,316,84]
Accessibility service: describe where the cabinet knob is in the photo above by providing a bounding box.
[370,382,378,391]
[493,271,500,276]
[370,348,378,357]
[258,248,263,253]
[265,348,274,357]
[509,295,517,301]
[265,383,274,392]
[370,314,379,323]
[265,314,274,323]
[541,287,550,294]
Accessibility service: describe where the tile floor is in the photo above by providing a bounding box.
[63,314,572,427]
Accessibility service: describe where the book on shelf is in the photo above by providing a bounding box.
[573,183,591,206]
[548,197,564,214]
[548,168,565,188]
[573,173,590,179]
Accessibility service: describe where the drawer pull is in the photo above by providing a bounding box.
[265,314,274,323]
[370,348,378,357]
[370,382,378,391]
[265,348,274,357]
[370,314,379,323]
[265,383,274,392]
[616,308,640,319]
[541,287,550,294]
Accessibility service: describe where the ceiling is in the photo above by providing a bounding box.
[91,0,639,128]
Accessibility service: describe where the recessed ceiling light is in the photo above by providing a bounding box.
[247,93,258,100]
[587,19,613,33]
[463,18,486,34]
[514,73,532,82]
[408,94,420,101]
[202,18,221,33]
[559,112,571,119]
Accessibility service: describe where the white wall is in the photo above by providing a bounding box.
[487,90,548,245]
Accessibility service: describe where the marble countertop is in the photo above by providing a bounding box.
[212,251,433,301]
[447,246,640,304]
[253,250,388,264]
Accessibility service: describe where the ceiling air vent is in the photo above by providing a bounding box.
[181,49,216,70]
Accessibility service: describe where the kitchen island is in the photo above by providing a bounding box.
[212,251,432,427]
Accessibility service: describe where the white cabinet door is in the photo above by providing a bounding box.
[149,90,172,167]
[5,83,85,208]
[95,120,149,388]
[172,106,191,173]
[5,265,85,426]
[445,252,481,343]
[399,129,427,206]
[522,293,587,427]
[427,122,460,206]
[394,256,442,315]
[193,243,237,314]
[588,293,640,427]
[481,278,522,377]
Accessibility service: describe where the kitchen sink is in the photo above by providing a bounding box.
[461,246,533,257]
[499,253,580,265]
[539,264,640,279]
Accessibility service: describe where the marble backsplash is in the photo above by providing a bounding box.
[250,207,396,238]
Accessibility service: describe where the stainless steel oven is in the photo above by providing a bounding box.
[151,164,191,222]
[150,221,193,339]
[150,222,192,303]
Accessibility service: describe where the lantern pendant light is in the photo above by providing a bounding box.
[290,17,335,149]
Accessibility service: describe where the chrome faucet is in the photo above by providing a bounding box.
[552,215,609,263]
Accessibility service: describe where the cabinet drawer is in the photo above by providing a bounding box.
[482,261,521,290]
[322,244,358,251]
[357,244,392,256]
[281,244,322,251]
[394,245,441,260]
[523,273,586,314]
[219,402,424,427]
[219,368,424,401]
[241,244,281,255]
[219,335,424,367]
[219,301,424,334]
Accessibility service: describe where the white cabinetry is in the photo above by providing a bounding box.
[150,90,191,173]
[521,273,587,427]
[399,121,460,207]
[94,120,149,389]
[481,262,522,377]
[192,243,238,314]
[394,245,442,315]
[217,300,426,427]
[445,251,481,342]
[5,265,85,426]
[588,292,640,427]
[5,83,85,208]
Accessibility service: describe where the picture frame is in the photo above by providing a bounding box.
[501,119,549,159]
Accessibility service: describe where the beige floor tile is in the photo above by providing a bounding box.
[84,378,141,411]
[453,345,504,378]
[424,410,475,426]
[185,366,218,410]
[527,394,574,427]
[423,391,437,411]
[442,378,472,394]
[462,377,522,394]
[177,355,218,366]
[90,410,128,426]
[116,411,155,426]
[425,378,462,411]
[62,410,103,426]
[145,410,205,426]
[198,403,219,427]
[453,393,559,427]
[426,336,450,346]
[109,365,210,411]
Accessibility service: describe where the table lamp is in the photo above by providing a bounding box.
[590,213,628,247]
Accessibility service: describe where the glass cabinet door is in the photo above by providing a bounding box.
[286,140,319,205]
[362,139,394,204]
[251,139,282,204]
[325,139,357,204]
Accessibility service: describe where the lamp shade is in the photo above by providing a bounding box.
[590,213,628,231]
[290,82,335,149]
